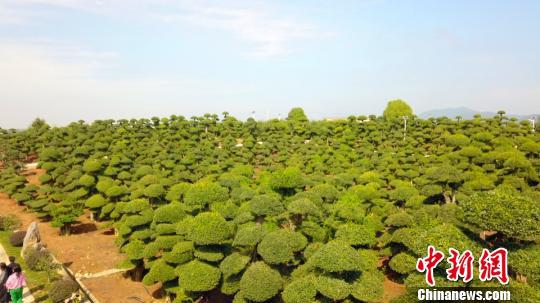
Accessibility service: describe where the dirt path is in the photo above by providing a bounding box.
[0,169,162,303]
[382,276,406,303]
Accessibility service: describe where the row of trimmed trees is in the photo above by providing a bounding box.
[0,103,539,302]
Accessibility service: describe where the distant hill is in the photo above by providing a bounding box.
[419,107,538,120]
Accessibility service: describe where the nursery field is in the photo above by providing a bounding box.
[0,102,539,303]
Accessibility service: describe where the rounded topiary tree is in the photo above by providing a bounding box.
[315,275,351,300]
[257,229,307,265]
[239,262,282,302]
[177,259,221,292]
[335,223,376,247]
[460,189,540,241]
[189,212,232,245]
[249,194,284,217]
[184,182,228,211]
[282,276,317,303]
[153,203,186,224]
[389,252,417,274]
[85,194,108,220]
[269,167,305,196]
[142,259,176,286]
[233,225,268,250]
[311,240,362,273]
[383,99,413,120]
[351,270,385,302]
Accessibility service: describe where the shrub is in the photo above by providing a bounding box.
[233,225,267,248]
[184,182,228,209]
[10,231,26,247]
[269,167,304,193]
[189,212,232,245]
[257,229,307,265]
[385,211,414,227]
[0,215,21,231]
[85,194,107,209]
[309,184,339,203]
[122,240,145,260]
[177,260,221,292]
[335,223,376,247]
[460,189,540,241]
[153,203,186,224]
[282,276,317,303]
[351,270,385,302]
[105,185,127,198]
[11,192,31,204]
[389,252,417,274]
[311,240,362,273]
[144,183,165,198]
[239,262,282,302]
[165,182,191,201]
[249,194,284,217]
[162,241,194,264]
[219,252,250,278]
[142,259,176,286]
[510,245,540,286]
[194,246,225,262]
[78,174,95,187]
[82,159,103,173]
[24,247,54,271]
[357,249,379,271]
[315,275,351,300]
[287,198,321,217]
[49,279,79,303]
[221,274,242,295]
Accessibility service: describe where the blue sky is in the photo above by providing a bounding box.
[1,0,539,128]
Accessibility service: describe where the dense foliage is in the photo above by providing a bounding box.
[1,103,539,302]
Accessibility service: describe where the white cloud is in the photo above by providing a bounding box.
[0,42,251,128]
[1,0,325,57]
[176,2,321,57]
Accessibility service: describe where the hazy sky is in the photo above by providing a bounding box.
[1,0,539,128]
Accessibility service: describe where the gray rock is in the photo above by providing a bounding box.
[21,222,41,256]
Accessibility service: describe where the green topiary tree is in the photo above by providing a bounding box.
[257,229,307,265]
[282,276,317,303]
[177,260,221,292]
[460,189,540,241]
[389,252,417,274]
[311,240,362,272]
[249,194,284,217]
[184,182,228,211]
[219,252,250,278]
[189,212,232,245]
[335,223,376,247]
[351,270,385,302]
[142,259,176,286]
[383,99,413,120]
[269,167,305,196]
[239,262,282,302]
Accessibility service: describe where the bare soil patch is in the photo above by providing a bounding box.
[382,276,407,303]
[0,169,161,303]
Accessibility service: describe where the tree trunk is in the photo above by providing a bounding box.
[480,230,486,241]
[132,262,144,282]
[62,223,72,236]
[516,273,527,284]
[443,193,451,204]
